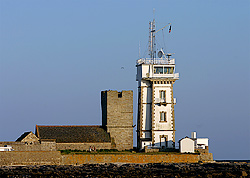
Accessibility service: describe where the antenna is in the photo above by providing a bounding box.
[148,19,156,60]
[148,20,172,61]
[139,41,141,58]
[148,9,172,62]
[148,9,156,60]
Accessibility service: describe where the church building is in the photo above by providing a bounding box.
[0,90,133,152]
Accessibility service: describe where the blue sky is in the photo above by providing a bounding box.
[0,1,249,160]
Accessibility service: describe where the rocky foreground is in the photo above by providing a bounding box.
[0,162,249,177]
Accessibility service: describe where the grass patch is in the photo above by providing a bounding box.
[59,149,185,155]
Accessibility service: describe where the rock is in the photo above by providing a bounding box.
[0,162,249,177]
[242,170,248,177]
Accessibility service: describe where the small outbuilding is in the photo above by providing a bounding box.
[191,132,209,149]
[179,137,195,153]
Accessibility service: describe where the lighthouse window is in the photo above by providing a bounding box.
[160,112,167,122]
[164,67,174,74]
[154,67,163,74]
[170,67,174,74]
[164,67,169,74]
[160,90,166,100]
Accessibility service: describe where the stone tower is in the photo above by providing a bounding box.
[101,90,133,151]
[136,19,179,150]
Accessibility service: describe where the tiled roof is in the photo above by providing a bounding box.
[16,131,32,142]
[36,125,111,143]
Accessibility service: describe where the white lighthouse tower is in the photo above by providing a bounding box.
[136,19,179,150]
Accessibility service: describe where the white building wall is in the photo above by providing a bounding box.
[142,104,151,130]
[180,138,195,153]
[142,87,152,103]
[137,60,179,150]
[153,131,174,148]
[154,86,171,102]
[196,138,209,149]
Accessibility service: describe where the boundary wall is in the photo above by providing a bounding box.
[0,151,213,166]
[0,151,62,165]
[62,154,200,165]
[0,142,112,152]
[0,142,56,151]
[56,143,112,150]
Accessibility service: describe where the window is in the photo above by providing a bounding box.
[164,67,174,74]
[164,67,169,74]
[155,66,174,74]
[170,67,174,74]
[160,112,167,122]
[154,67,163,74]
[160,90,166,100]
[154,67,174,74]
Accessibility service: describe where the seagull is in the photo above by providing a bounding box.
[121,67,124,69]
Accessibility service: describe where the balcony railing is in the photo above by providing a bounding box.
[137,58,175,65]
[141,73,179,80]
[155,98,166,103]
[173,73,179,79]
[155,98,177,104]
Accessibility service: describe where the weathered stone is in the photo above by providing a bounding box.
[0,162,249,177]
[101,90,133,151]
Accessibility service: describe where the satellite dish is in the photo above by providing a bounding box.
[158,51,163,58]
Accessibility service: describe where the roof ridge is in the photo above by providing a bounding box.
[36,125,102,127]
[16,131,33,142]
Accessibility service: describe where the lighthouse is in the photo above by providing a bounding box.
[136,19,179,150]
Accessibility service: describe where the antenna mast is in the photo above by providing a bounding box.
[148,19,156,60]
[148,9,171,61]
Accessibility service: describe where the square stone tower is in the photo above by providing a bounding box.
[101,90,133,151]
[101,90,133,150]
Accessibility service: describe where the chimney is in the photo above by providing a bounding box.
[191,132,197,139]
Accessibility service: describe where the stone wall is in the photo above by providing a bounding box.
[195,146,209,154]
[101,90,133,151]
[0,141,56,151]
[106,128,133,151]
[0,151,61,166]
[144,146,159,153]
[0,151,213,166]
[62,154,200,164]
[41,141,56,151]
[0,142,43,151]
[0,141,113,152]
[56,143,112,151]
[1,142,110,152]
[199,153,214,162]
[19,132,39,143]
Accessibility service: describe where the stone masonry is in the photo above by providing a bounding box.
[101,90,133,151]
[0,151,214,165]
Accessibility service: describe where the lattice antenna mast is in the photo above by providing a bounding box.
[148,18,172,61]
[148,19,156,60]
